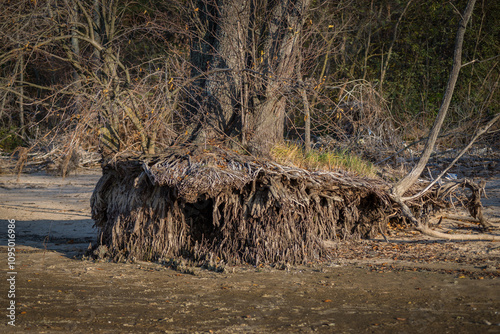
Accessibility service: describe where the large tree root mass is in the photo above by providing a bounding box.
[90,145,498,265]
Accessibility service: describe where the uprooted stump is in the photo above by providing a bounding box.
[91,145,393,265]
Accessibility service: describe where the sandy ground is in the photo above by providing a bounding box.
[1,169,500,333]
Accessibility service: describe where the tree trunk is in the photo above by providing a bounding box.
[17,28,26,140]
[189,0,311,155]
[379,0,413,93]
[392,0,477,197]
[189,0,251,143]
[19,51,25,140]
[250,0,311,154]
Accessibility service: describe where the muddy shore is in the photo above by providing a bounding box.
[1,170,499,333]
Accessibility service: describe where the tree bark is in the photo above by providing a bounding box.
[17,28,26,139]
[392,0,477,197]
[189,0,311,155]
[189,0,251,143]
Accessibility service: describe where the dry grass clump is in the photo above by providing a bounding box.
[271,142,376,177]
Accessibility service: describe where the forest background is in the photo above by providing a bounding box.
[0,0,498,170]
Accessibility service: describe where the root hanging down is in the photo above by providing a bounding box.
[91,145,392,265]
[90,145,500,265]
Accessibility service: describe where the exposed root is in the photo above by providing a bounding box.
[435,179,492,228]
[415,225,500,241]
[391,185,500,242]
[91,145,391,265]
[90,145,500,265]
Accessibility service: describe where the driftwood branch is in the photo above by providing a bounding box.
[391,189,500,242]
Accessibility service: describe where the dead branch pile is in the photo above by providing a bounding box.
[0,146,100,176]
[91,145,392,265]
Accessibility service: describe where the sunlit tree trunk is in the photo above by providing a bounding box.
[393,0,477,196]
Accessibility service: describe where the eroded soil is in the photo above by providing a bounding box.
[1,170,499,333]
